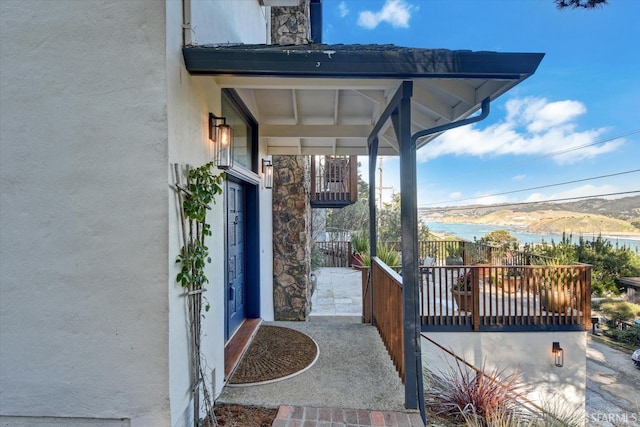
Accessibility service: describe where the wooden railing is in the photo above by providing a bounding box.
[310,155,358,208]
[420,264,592,332]
[316,240,352,267]
[359,261,591,385]
[383,240,536,266]
[371,258,405,382]
[315,239,550,268]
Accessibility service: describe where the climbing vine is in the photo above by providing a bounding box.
[173,161,224,426]
[176,162,224,299]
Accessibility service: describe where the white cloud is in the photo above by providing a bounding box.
[416,97,624,165]
[357,0,414,29]
[338,1,349,18]
[448,191,461,199]
[512,174,526,181]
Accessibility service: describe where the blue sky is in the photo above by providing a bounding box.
[323,0,640,208]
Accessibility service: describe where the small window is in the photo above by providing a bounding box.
[222,90,257,172]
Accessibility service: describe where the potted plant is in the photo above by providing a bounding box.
[451,270,473,311]
[497,267,521,294]
[445,244,464,266]
[350,230,368,269]
[534,258,574,313]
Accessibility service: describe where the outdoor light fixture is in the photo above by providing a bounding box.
[552,342,564,367]
[209,113,233,169]
[262,158,273,189]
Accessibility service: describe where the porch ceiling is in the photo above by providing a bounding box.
[183,44,544,156]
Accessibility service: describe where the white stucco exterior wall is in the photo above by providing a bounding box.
[0,1,170,425]
[165,1,272,425]
[2,0,274,425]
[421,332,587,419]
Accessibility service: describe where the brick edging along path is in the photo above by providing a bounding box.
[272,405,425,427]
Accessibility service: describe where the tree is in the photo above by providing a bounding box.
[378,193,402,243]
[478,230,519,249]
[554,0,608,9]
[532,233,640,295]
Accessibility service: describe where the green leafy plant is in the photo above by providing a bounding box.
[446,244,464,258]
[175,161,224,309]
[174,161,224,427]
[351,230,369,255]
[600,300,638,324]
[360,242,401,267]
[606,325,640,347]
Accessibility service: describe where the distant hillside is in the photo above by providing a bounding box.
[419,195,640,236]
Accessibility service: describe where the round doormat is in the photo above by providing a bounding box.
[228,325,319,386]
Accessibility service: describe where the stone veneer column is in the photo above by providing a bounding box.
[271,1,313,320]
[272,156,312,320]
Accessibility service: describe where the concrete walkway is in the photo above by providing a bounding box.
[217,267,425,427]
[310,267,364,321]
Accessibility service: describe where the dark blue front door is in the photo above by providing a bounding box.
[226,181,245,339]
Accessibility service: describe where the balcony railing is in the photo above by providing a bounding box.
[310,155,358,208]
[362,263,592,334]
[360,261,591,387]
[420,264,592,332]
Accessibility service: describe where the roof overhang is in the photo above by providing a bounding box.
[183,44,544,156]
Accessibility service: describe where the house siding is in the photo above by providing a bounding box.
[0,0,271,426]
[0,0,170,425]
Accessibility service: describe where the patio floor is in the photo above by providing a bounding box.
[217,267,425,426]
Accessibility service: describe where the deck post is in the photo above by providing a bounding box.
[391,81,423,412]
[367,138,378,326]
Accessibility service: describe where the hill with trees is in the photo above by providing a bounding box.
[419,195,640,237]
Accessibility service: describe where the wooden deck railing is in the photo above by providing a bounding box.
[360,261,591,385]
[310,155,357,207]
[370,258,405,382]
[316,240,352,267]
[383,240,538,266]
[315,240,553,268]
[420,264,592,332]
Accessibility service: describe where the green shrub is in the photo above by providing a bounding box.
[360,243,400,267]
[600,301,638,323]
[608,325,640,347]
[351,230,369,255]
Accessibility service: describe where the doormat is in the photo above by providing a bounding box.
[228,325,319,386]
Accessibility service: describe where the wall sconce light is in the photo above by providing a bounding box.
[262,159,273,189]
[209,113,233,169]
[552,342,563,367]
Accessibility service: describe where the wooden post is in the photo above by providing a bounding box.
[472,266,480,331]
[361,267,371,323]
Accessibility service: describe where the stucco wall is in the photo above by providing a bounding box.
[0,1,170,425]
[421,332,587,418]
[1,0,273,425]
[166,1,272,425]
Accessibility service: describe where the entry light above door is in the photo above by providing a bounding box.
[209,113,233,169]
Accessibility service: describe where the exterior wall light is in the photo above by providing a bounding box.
[552,342,563,367]
[210,113,233,169]
[262,158,273,189]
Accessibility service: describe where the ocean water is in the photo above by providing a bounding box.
[425,221,640,253]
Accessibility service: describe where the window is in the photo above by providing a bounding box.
[222,90,258,172]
